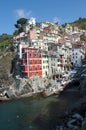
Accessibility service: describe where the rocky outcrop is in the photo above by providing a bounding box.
[13,77,55,96]
[0,76,57,100]
[0,52,15,82]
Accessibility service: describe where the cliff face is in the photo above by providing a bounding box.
[0,52,15,80]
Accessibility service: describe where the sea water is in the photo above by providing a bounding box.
[0,91,81,130]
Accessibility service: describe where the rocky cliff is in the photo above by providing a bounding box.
[0,52,15,87]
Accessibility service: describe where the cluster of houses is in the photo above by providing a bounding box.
[13,17,86,78]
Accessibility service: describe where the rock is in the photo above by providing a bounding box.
[72,113,83,121]
[5,89,16,98]
[67,119,77,129]
[0,52,15,80]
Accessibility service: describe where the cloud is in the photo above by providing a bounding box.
[15,9,32,18]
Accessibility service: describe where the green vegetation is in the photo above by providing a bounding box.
[14,18,27,35]
[70,17,86,30]
[0,33,13,51]
[62,18,86,30]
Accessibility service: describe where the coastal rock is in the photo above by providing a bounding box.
[11,76,56,97]
[0,52,15,80]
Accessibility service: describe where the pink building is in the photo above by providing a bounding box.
[29,28,37,40]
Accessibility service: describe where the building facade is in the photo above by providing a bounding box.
[21,48,42,77]
[71,48,84,67]
[41,51,49,77]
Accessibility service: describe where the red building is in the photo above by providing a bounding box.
[21,47,42,77]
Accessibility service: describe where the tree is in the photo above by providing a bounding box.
[17,18,27,25]
[0,34,13,51]
[13,30,19,36]
[14,18,27,35]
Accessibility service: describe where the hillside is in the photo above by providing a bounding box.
[70,18,86,30]
[0,34,13,51]
[62,18,86,30]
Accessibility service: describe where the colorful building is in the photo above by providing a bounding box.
[21,47,42,77]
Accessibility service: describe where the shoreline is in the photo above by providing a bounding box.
[0,90,43,102]
[0,75,85,102]
[0,85,65,102]
[0,86,81,102]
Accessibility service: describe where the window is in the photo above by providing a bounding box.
[43,66,45,69]
[29,66,32,70]
[30,53,32,57]
[30,60,32,64]
[40,66,42,69]
[34,53,37,57]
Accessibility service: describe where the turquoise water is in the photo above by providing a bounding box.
[0,96,59,130]
[0,92,80,130]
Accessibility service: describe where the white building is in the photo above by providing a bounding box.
[27,17,36,26]
[25,17,36,33]
[41,51,49,77]
[71,48,84,67]
[30,39,48,51]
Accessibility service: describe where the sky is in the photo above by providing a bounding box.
[0,0,86,35]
